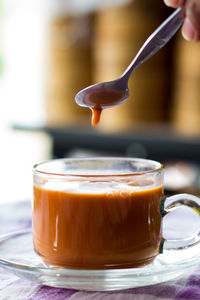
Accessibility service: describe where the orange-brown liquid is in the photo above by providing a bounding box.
[92,108,102,126]
[33,185,163,269]
[84,88,127,126]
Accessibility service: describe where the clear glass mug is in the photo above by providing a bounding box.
[32,157,200,269]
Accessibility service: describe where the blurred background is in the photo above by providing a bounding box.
[0,0,200,203]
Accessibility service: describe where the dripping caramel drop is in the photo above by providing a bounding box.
[92,108,102,126]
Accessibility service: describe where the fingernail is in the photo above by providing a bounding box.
[164,0,183,7]
[182,17,197,41]
[164,0,172,7]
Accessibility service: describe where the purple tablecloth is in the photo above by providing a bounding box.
[0,201,200,300]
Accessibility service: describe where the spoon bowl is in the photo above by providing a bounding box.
[75,78,129,110]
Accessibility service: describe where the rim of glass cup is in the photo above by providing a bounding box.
[33,157,163,178]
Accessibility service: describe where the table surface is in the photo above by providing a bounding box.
[0,201,200,300]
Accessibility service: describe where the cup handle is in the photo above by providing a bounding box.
[159,193,200,253]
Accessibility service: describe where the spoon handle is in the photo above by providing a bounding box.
[122,7,184,79]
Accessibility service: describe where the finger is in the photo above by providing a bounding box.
[182,0,200,41]
[163,0,185,8]
[182,18,198,41]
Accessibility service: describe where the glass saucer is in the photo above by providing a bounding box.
[0,230,200,291]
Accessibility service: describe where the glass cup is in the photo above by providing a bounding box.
[32,157,200,270]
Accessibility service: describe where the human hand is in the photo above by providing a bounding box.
[164,0,200,41]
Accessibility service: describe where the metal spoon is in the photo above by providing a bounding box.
[75,8,184,124]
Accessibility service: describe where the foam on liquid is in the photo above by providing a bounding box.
[37,176,157,194]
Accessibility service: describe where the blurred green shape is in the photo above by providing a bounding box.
[0,0,3,77]
[0,53,3,76]
[0,0,3,16]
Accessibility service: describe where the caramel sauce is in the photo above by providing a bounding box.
[91,108,102,126]
[83,88,127,126]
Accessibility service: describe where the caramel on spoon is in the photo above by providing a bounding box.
[75,8,184,126]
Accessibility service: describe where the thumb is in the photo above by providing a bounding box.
[182,0,200,41]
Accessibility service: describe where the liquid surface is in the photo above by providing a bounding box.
[33,183,163,269]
